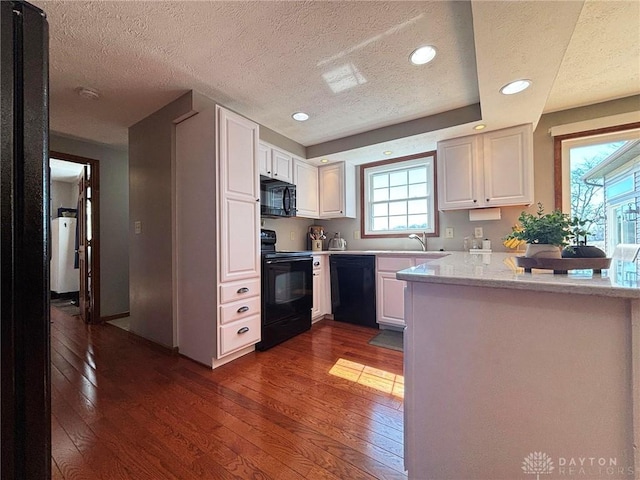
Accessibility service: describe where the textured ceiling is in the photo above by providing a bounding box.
[34,0,640,163]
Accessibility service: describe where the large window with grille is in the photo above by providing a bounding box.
[361,152,438,237]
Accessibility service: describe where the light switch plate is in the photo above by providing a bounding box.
[134,221,141,234]
[474,227,483,238]
[445,227,454,239]
[353,230,360,239]
[290,231,295,241]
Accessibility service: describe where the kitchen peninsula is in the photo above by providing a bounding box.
[398,252,639,480]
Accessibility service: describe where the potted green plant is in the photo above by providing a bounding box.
[505,203,574,258]
[561,217,606,258]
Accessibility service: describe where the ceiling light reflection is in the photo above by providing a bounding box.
[322,63,367,93]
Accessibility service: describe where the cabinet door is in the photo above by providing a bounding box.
[437,135,481,210]
[377,271,407,327]
[258,142,271,177]
[319,162,356,218]
[218,106,259,202]
[217,106,260,283]
[271,148,293,183]
[312,270,321,319]
[482,124,533,207]
[294,159,319,218]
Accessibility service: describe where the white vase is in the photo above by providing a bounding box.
[525,243,562,259]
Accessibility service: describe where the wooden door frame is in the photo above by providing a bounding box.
[50,151,101,324]
[553,121,640,210]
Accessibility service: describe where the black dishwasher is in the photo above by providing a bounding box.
[330,255,377,328]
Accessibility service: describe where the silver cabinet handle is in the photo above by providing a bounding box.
[237,287,249,294]
[237,306,249,313]
[237,326,249,334]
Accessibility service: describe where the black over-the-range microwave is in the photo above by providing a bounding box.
[260,176,297,218]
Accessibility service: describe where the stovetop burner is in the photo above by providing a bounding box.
[260,228,311,258]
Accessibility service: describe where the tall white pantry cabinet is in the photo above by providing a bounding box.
[175,105,261,368]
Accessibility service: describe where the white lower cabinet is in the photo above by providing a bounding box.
[219,314,261,356]
[312,255,330,321]
[376,256,426,328]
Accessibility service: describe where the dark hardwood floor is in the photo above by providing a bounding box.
[50,307,406,479]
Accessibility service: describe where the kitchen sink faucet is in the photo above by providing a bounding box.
[408,232,427,251]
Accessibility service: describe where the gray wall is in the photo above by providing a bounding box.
[50,133,129,317]
[320,95,640,252]
[128,91,216,348]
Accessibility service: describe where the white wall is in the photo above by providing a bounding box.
[50,134,129,318]
[50,180,78,219]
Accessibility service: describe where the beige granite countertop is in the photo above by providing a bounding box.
[291,250,448,258]
[396,251,640,298]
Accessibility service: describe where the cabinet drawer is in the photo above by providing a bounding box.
[377,256,413,272]
[219,314,261,356]
[220,277,260,303]
[220,296,260,325]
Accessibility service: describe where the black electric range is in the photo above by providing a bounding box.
[260,229,312,258]
[257,230,313,350]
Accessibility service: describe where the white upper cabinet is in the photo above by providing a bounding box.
[258,143,270,177]
[437,135,482,209]
[482,124,533,206]
[259,141,293,183]
[319,161,356,218]
[293,159,319,218]
[437,124,534,210]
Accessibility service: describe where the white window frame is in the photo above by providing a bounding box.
[361,152,438,238]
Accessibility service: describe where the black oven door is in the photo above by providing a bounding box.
[262,256,312,325]
[258,255,312,350]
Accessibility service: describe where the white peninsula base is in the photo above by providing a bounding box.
[403,280,638,480]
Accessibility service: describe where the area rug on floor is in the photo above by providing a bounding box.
[50,298,80,316]
[368,330,403,351]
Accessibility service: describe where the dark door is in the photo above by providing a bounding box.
[1,2,51,479]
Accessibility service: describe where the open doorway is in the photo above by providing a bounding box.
[49,151,101,324]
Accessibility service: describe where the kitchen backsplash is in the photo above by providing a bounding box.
[263,205,531,252]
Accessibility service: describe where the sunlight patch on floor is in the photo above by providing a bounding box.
[329,358,404,398]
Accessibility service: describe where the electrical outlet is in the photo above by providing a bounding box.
[134,221,141,234]
[353,230,360,239]
[474,227,483,238]
[290,231,295,241]
[445,227,454,239]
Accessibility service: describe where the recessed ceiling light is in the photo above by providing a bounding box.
[500,79,532,95]
[292,112,309,121]
[474,124,486,131]
[409,45,437,65]
[383,151,393,155]
[76,87,100,100]
[320,158,329,163]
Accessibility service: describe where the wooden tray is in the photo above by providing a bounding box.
[515,256,611,274]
